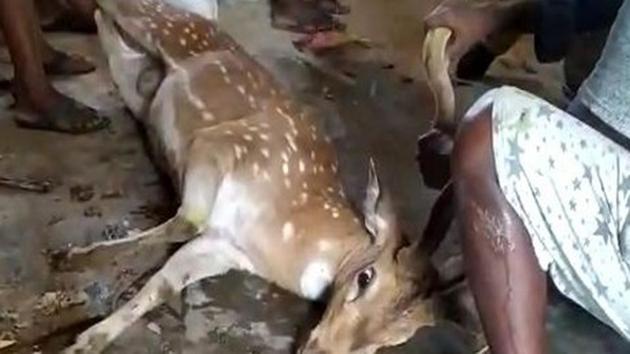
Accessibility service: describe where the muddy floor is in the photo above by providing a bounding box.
[0,0,629,353]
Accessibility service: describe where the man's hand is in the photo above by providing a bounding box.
[424,0,509,67]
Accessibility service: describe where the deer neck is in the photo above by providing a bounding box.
[249,193,371,301]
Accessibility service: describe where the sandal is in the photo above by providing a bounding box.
[13,95,110,134]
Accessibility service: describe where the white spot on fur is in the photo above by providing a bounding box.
[282,222,295,242]
[202,111,214,121]
[318,240,332,252]
[300,260,333,300]
[234,145,243,160]
[298,160,305,173]
[259,133,269,141]
[261,148,270,158]
[285,134,298,152]
[282,163,289,175]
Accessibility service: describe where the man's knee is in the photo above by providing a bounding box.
[451,103,494,180]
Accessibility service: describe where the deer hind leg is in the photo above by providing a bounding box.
[52,213,200,271]
[55,127,243,270]
[63,236,250,354]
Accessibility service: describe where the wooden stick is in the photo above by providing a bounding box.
[0,176,53,193]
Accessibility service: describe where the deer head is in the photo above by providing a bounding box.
[300,160,438,354]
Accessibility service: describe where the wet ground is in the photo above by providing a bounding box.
[0,0,629,353]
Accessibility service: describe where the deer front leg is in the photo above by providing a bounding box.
[63,236,247,354]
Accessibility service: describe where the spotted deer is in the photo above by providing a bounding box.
[61,0,440,352]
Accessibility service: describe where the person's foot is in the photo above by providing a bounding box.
[43,47,96,76]
[11,87,109,134]
[292,31,371,54]
[270,0,347,34]
[316,0,350,15]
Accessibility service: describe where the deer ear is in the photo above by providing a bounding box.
[363,158,396,246]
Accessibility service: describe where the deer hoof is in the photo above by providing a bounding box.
[64,330,110,354]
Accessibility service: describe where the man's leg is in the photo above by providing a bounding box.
[0,0,108,133]
[41,0,97,33]
[451,106,547,354]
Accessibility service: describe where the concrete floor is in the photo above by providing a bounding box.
[0,0,628,353]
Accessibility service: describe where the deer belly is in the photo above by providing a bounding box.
[162,0,218,20]
[207,176,263,240]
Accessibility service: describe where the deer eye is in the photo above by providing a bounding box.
[347,266,376,302]
[357,267,375,290]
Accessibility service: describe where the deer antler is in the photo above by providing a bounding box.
[423,27,455,135]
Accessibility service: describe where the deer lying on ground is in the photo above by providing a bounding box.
[61,0,441,352]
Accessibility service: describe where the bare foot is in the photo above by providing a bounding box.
[292,31,371,54]
[42,47,95,76]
